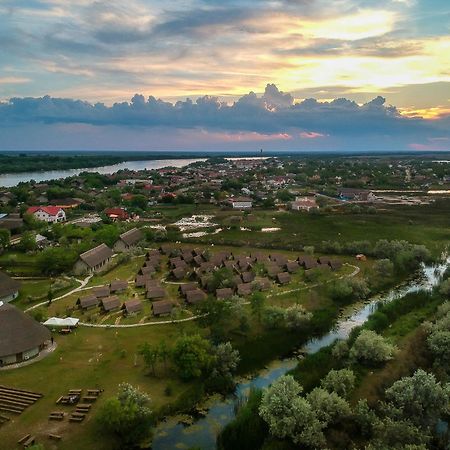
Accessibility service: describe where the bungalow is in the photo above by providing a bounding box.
[266,263,281,278]
[93,286,110,298]
[216,288,233,300]
[74,243,113,276]
[253,277,271,291]
[100,296,121,313]
[286,261,300,273]
[318,256,332,266]
[152,300,174,317]
[122,299,143,316]
[237,283,252,296]
[228,196,253,209]
[329,260,343,271]
[0,214,24,232]
[171,267,188,280]
[185,289,207,305]
[110,280,128,293]
[298,256,318,270]
[276,272,291,285]
[179,283,198,297]
[135,274,152,288]
[146,287,166,300]
[0,271,21,303]
[139,265,155,276]
[77,295,98,310]
[113,228,143,252]
[26,206,66,223]
[241,271,255,283]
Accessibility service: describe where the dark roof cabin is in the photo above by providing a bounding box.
[237,283,252,296]
[298,256,318,270]
[122,299,142,316]
[135,274,152,288]
[286,261,300,273]
[146,287,166,300]
[216,288,233,300]
[276,272,291,285]
[77,295,98,310]
[110,280,128,293]
[171,267,187,280]
[93,286,110,298]
[185,289,207,305]
[253,277,271,291]
[100,296,121,313]
[153,300,174,317]
[179,283,198,296]
[241,271,255,283]
[318,256,332,266]
[329,260,343,271]
[139,265,155,276]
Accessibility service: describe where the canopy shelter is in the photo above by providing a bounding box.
[43,317,79,328]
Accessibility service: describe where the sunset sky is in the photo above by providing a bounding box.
[0,0,449,151]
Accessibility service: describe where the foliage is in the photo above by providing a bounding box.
[384,369,450,429]
[96,383,153,448]
[349,330,396,365]
[250,291,265,321]
[320,369,355,399]
[0,228,10,252]
[172,334,213,380]
[373,258,394,278]
[19,231,37,252]
[208,342,240,392]
[284,304,313,329]
[328,277,369,305]
[37,247,78,275]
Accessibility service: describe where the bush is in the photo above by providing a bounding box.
[349,330,396,365]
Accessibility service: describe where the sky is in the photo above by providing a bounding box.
[0,0,449,152]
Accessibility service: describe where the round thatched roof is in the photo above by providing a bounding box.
[0,302,50,358]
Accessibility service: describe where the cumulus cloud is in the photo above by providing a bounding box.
[0,84,448,148]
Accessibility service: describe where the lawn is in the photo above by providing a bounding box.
[0,323,203,450]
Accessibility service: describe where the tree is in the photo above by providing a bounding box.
[321,369,355,399]
[0,228,10,252]
[439,279,450,297]
[19,231,37,252]
[350,330,396,365]
[172,334,212,380]
[284,304,312,329]
[307,387,351,424]
[138,343,159,375]
[373,259,394,278]
[158,340,170,373]
[37,247,78,275]
[208,342,240,392]
[97,383,153,448]
[427,330,450,369]
[385,369,450,429]
[250,292,265,321]
[259,375,326,448]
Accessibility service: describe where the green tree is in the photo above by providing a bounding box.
[0,228,10,252]
[37,247,78,275]
[385,369,450,429]
[138,343,159,375]
[97,383,153,448]
[373,258,394,278]
[307,387,351,424]
[350,330,396,365]
[19,231,37,252]
[172,334,212,380]
[284,304,312,329]
[250,291,265,321]
[320,369,355,399]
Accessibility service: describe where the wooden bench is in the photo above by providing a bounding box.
[0,406,23,414]
[59,328,71,334]
[18,434,30,445]
[87,389,101,396]
[48,433,62,441]
[23,435,36,448]
[48,411,64,421]
[69,416,84,422]
[0,386,42,398]
[68,389,82,394]
[81,396,97,403]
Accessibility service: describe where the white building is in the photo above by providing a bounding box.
[229,197,253,209]
[26,206,66,223]
[291,197,318,211]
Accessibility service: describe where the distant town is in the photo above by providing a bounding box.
[0,155,449,450]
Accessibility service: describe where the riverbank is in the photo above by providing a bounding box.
[152,257,448,449]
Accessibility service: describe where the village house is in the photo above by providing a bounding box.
[73,243,114,275]
[228,196,253,209]
[113,228,143,252]
[26,206,66,223]
[152,300,174,317]
[338,188,377,202]
[77,295,98,310]
[122,299,142,316]
[100,296,121,313]
[104,207,129,221]
[291,196,318,211]
[0,271,21,303]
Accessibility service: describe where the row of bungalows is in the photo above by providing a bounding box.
[77,280,128,309]
[177,283,207,305]
[297,256,342,271]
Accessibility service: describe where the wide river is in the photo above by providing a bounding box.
[152,257,449,450]
[0,159,206,187]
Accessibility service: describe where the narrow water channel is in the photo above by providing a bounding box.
[152,258,449,450]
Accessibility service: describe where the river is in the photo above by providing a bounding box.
[152,257,449,450]
[0,159,206,187]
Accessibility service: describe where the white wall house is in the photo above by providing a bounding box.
[26,206,66,223]
[229,197,253,209]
